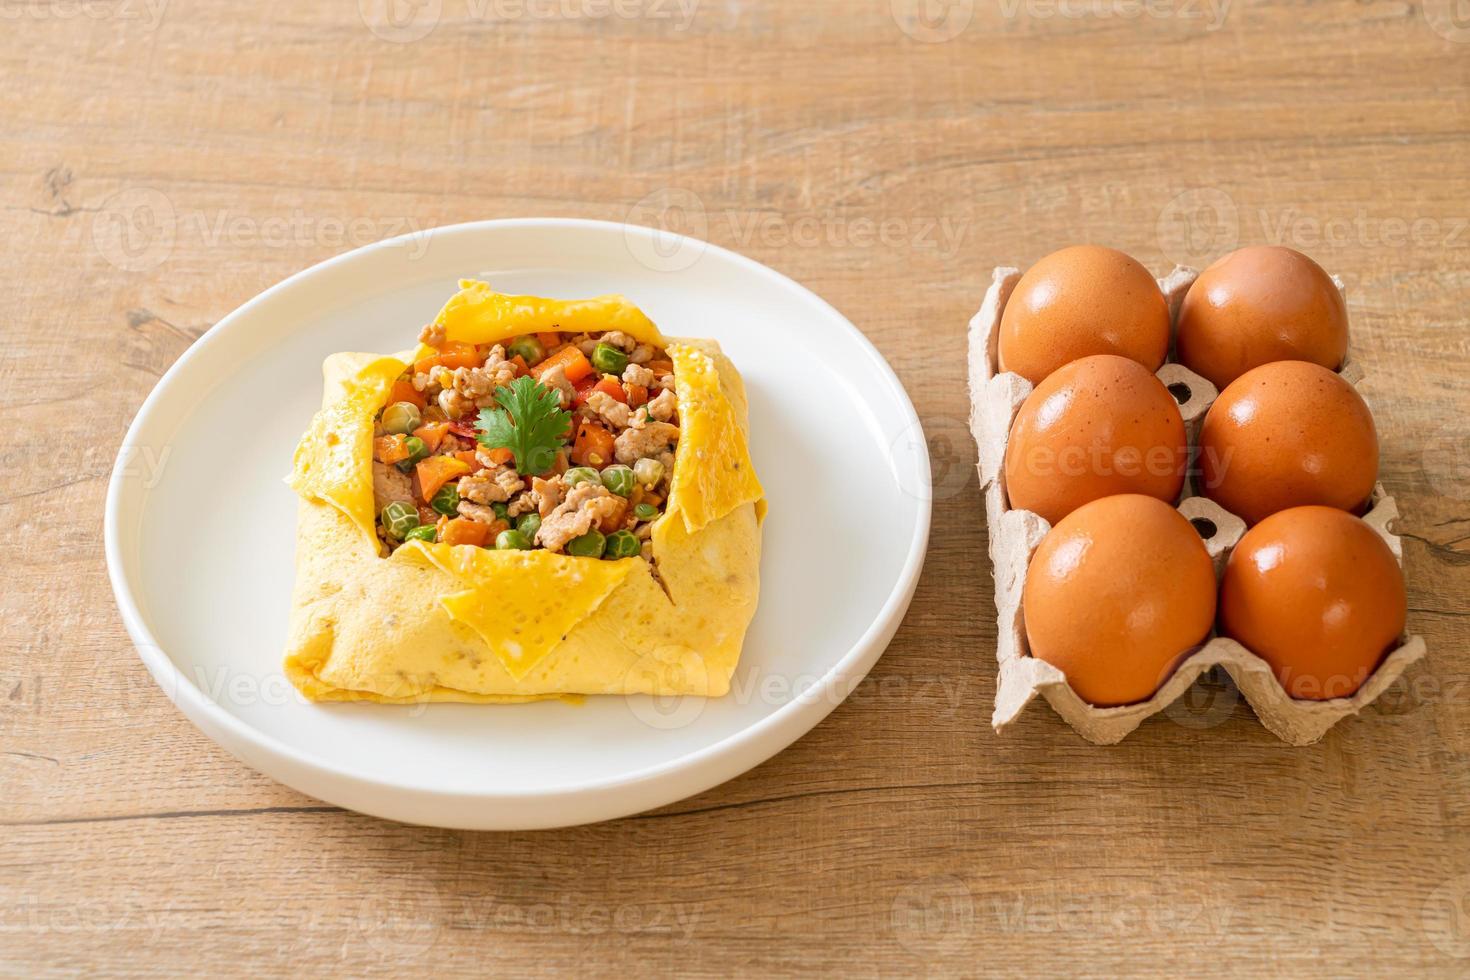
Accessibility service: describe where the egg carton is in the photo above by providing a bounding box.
[966,264,1427,745]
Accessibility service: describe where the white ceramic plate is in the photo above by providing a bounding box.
[105,218,930,829]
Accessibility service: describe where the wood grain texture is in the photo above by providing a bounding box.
[3,1,1469,975]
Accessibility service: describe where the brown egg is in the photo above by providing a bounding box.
[1004,354,1186,526]
[1023,494,1217,707]
[1220,506,1406,700]
[998,245,1171,385]
[1177,245,1348,389]
[1199,360,1377,526]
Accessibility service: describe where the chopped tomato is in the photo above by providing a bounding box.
[626,383,648,407]
[447,420,478,440]
[373,434,410,464]
[571,420,616,468]
[593,376,627,403]
[412,422,450,453]
[536,332,561,350]
[416,455,472,501]
[571,375,626,409]
[388,379,426,410]
[417,504,440,526]
[440,517,491,547]
[529,345,593,384]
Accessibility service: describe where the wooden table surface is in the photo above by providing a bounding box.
[4,1,1469,976]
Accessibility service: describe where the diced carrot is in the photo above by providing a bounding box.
[455,449,485,473]
[536,332,561,350]
[451,446,512,470]
[530,345,593,384]
[626,383,648,407]
[641,492,664,508]
[509,354,529,377]
[414,340,484,375]
[416,455,472,501]
[412,422,450,453]
[374,434,410,464]
[437,341,483,369]
[597,496,628,534]
[389,379,426,411]
[440,517,491,548]
[571,420,616,468]
[645,359,673,377]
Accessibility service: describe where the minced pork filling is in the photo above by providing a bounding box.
[370,326,678,560]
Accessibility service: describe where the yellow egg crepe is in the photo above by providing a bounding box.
[283,283,764,703]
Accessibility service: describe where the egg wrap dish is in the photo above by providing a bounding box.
[283,281,765,703]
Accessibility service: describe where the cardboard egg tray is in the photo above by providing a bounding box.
[966,264,1427,745]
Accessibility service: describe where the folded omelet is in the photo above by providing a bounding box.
[283,282,765,703]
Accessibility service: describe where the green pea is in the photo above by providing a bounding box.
[395,435,429,472]
[516,513,542,540]
[506,335,546,366]
[563,466,602,488]
[381,401,422,435]
[430,483,461,516]
[590,342,628,375]
[566,530,606,558]
[604,529,641,560]
[491,501,510,522]
[405,525,438,543]
[633,457,665,488]
[495,529,533,550]
[380,501,419,539]
[600,464,635,497]
[633,502,660,522]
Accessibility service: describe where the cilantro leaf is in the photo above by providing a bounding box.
[475,375,571,475]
